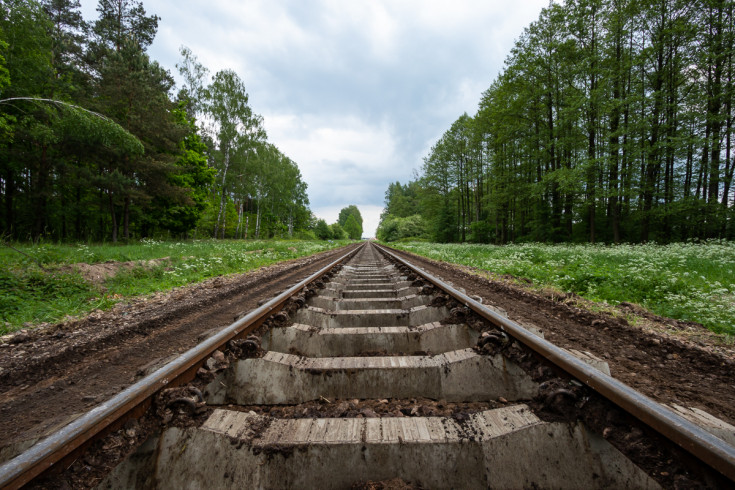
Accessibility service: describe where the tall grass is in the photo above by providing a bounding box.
[385,240,735,335]
[0,239,349,334]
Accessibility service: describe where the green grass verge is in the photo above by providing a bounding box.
[382,240,735,336]
[0,239,350,335]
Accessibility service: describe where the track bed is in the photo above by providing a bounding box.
[97,244,730,489]
[2,242,734,488]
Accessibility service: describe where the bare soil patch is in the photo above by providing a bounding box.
[61,257,171,285]
[384,246,735,426]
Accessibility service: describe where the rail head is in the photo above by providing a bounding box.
[0,242,365,490]
[375,243,735,482]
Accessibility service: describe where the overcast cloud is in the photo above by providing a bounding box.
[79,0,549,237]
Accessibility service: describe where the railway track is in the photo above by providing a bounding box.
[1,241,735,488]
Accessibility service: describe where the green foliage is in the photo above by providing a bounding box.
[342,214,361,240]
[91,0,158,53]
[0,266,101,331]
[0,239,346,333]
[329,222,347,240]
[314,219,331,240]
[389,0,735,245]
[0,3,313,243]
[154,106,214,235]
[176,45,209,117]
[0,28,10,135]
[29,99,143,154]
[387,240,735,335]
[0,32,9,94]
[383,181,421,218]
[376,214,426,242]
[338,205,363,238]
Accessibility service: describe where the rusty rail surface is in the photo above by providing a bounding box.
[375,243,735,483]
[0,243,363,490]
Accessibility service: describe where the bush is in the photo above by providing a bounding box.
[294,229,317,240]
[314,219,331,240]
[377,214,426,242]
[330,223,347,240]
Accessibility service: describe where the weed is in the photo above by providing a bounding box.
[0,239,349,334]
[385,240,735,335]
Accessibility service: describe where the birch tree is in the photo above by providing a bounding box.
[205,69,265,238]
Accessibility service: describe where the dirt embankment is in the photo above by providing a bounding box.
[0,244,359,444]
[384,246,735,426]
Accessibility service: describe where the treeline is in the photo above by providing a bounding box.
[0,0,310,242]
[379,0,735,244]
[313,205,364,240]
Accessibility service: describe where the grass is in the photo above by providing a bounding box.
[382,240,735,336]
[0,239,350,335]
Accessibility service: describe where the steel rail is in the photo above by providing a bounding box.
[376,243,735,482]
[0,243,364,490]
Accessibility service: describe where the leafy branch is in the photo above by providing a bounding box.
[0,97,144,155]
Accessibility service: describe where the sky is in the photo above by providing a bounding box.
[79,0,549,237]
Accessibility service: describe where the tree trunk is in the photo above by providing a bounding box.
[641,22,665,243]
[236,202,243,239]
[587,8,598,244]
[75,185,82,240]
[707,5,724,210]
[109,192,118,243]
[32,144,50,241]
[221,197,227,239]
[684,126,694,198]
[721,7,733,228]
[255,200,261,239]
[215,149,230,238]
[123,195,130,241]
[3,166,15,239]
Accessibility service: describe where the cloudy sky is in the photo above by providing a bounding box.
[79,0,549,237]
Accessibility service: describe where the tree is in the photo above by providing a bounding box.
[386,0,734,244]
[0,31,11,138]
[177,49,311,240]
[343,214,361,239]
[338,205,363,238]
[314,218,331,240]
[88,0,192,242]
[329,222,346,239]
[91,0,158,54]
[0,2,316,243]
[383,181,421,218]
[155,106,214,236]
[376,214,425,242]
[176,45,208,118]
[205,69,265,238]
[0,0,138,241]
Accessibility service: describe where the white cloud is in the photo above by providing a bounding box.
[358,204,385,238]
[262,112,401,208]
[78,0,549,227]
